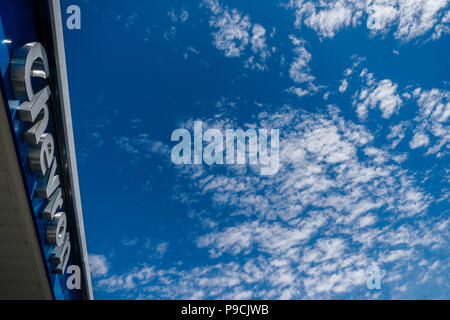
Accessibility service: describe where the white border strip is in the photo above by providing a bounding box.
[46,0,93,299]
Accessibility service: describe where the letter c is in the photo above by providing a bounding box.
[10,42,50,101]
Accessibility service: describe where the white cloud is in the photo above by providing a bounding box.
[203,0,271,69]
[339,79,349,93]
[291,0,360,38]
[409,131,430,149]
[102,105,447,299]
[163,26,177,41]
[184,46,200,60]
[410,88,450,155]
[340,59,448,157]
[121,237,138,247]
[168,7,189,23]
[198,213,326,258]
[107,83,448,299]
[89,254,109,278]
[122,13,138,29]
[366,0,399,33]
[209,8,250,57]
[336,56,365,96]
[97,265,155,292]
[387,121,409,148]
[156,242,170,257]
[83,1,450,299]
[116,134,170,159]
[288,0,450,41]
[433,9,450,39]
[395,0,448,41]
[288,35,314,84]
[250,24,268,58]
[287,35,322,97]
[381,249,413,263]
[354,76,403,120]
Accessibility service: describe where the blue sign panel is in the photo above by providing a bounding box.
[0,0,81,300]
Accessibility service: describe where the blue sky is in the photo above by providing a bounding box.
[61,0,449,299]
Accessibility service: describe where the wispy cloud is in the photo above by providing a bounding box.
[95,103,447,299]
[89,254,110,278]
[168,7,189,23]
[410,87,449,156]
[354,76,403,120]
[287,35,322,97]
[203,0,271,70]
[121,237,139,247]
[287,0,450,41]
[84,1,449,300]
